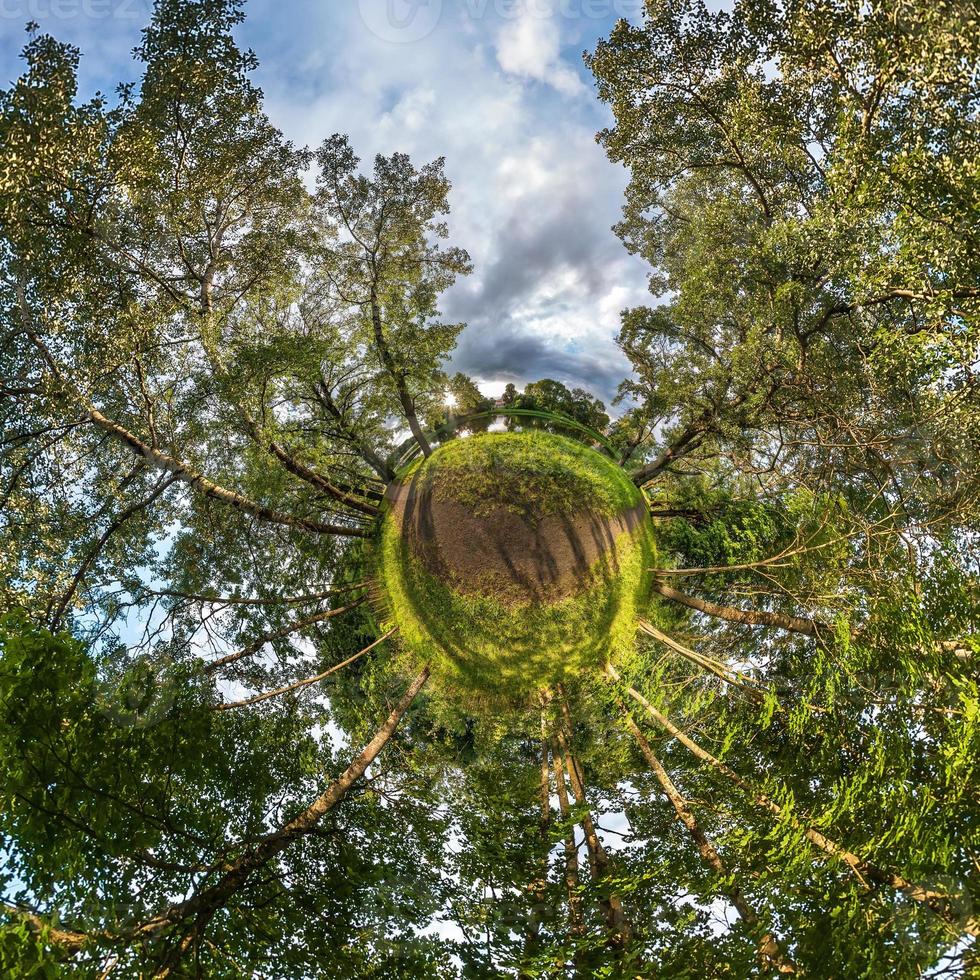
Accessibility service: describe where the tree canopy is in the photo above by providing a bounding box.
[0,0,978,977]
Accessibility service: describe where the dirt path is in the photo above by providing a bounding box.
[387,473,646,605]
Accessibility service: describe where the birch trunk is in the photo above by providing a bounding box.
[607,665,979,938]
[619,702,795,974]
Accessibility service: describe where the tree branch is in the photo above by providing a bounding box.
[141,666,431,976]
[650,580,828,637]
[203,597,368,675]
[150,581,368,607]
[607,665,980,939]
[49,473,181,630]
[617,702,796,974]
[215,628,397,710]
[22,328,366,538]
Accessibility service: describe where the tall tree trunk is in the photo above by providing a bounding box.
[315,380,395,484]
[260,430,380,517]
[369,289,432,457]
[145,666,431,976]
[638,619,765,696]
[519,723,553,980]
[618,702,796,974]
[553,746,585,965]
[24,326,366,537]
[554,721,632,949]
[630,416,708,485]
[651,580,826,637]
[606,665,980,938]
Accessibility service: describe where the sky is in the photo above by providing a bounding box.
[0,0,656,407]
[0,3,794,941]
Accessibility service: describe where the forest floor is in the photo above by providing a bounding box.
[387,475,646,606]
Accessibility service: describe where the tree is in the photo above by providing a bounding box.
[1,0,979,976]
[0,4,466,973]
[314,134,472,458]
[588,0,980,517]
[505,378,611,437]
[585,0,980,973]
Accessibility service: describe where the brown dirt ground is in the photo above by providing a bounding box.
[386,470,646,605]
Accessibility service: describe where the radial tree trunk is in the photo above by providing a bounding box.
[315,379,396,483]
[519,722,553,979]
[145,667,431,976]
[619,702,795,974]
[651,580,826,637]
[607,665,980,939]
[370,289,432,457]
[553,748,585,944]
[23,326,366,538]
[554,712,633,950]
[637,619,765,696]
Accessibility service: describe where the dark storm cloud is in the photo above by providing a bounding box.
[449,202,613,323]
[450,318,631,406]
[443,164,643,406]
[0,0,651,409]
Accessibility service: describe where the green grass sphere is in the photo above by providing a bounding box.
[375,431,655,703]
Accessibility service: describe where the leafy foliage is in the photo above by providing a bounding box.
[0,0,978,975]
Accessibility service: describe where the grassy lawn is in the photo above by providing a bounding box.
[374,432,656,707]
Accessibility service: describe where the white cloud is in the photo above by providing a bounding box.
[1,0,650,406]
[378,86,437,134]
[495,3,587,95]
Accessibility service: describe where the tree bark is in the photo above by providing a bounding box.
[554,717,632,949]
[606,664,980,938]
[203,597,367,674]
[146,666,431,976]
[369,288,432,457]
[619,702,795,974]
[651,580,826,637]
